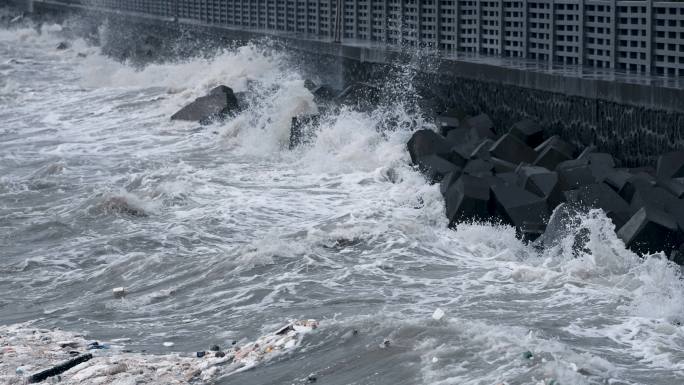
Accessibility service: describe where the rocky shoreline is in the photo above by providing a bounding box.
[407,110,684,264]
[170,80,684,266]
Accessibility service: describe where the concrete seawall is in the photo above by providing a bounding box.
[29,0,684,165]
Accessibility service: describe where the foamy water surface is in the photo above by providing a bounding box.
[1,16,683,385]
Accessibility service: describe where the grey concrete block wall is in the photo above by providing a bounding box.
[38,0,683,76]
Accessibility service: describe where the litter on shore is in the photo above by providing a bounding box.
[0,320,318,384]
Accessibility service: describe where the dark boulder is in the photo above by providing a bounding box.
[563,183,632,229]
[656,151,684,180]
[510,119,544,147]
[535,136,575,158]
[586,153,616,182]
[406,130,453,164]
[491,157,517,174]
[463,159,494,177]
[668,244,684,266]
[491,182,550,235]
[658,178,684,199]
[557,160,596,191]
[336,82,381,108]
[629,186,676,212]
[303,79,317,91]
[416,155,460,183]
[312,84,338,103]
[617,207,680,255]
[171,85,240,124]
[465,114,496,139]
[618,173,655,203]
[489,134,537,164]
[517,166,561,204]
[445,127,472,147]
[576,145,597,160]
[444,175,492,226]
[435,113,461,136]
[470,139,494,160]
[534,144,572,171]
[440,169,463,196]
[289,115,320,149]
[604,169,633,192]
[56,41,70,50]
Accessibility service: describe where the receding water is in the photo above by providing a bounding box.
[1,15,683,385]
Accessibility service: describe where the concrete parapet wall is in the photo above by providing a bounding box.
[29,0,684,165]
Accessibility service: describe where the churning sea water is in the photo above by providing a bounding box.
[1,15,683,385]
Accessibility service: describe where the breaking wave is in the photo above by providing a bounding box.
[0,16,682,384]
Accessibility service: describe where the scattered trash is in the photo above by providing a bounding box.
[58,341,79,349]
[1,321,318,383]
[88,341,110,350]
[112,287,127,299]
[162,342,174,347]
[27,353,92,383]
[432,308,445,321]
[225,319,319,375]
[522,351,534,360]
[381,339,391,348]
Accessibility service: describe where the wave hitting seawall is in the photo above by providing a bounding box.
[0,13,683,385]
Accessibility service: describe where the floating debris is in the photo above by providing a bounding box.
[432,308,445,321]
[112,287,126,299]
[162,341,174,347]
[0,321,317,384]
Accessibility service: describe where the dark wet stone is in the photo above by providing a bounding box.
[658,178,684,199]
[617,207,679,255]
[557,161,596,191]
[465,114,496,140]
[535,136,575,158]
[491,182,550,232]
[668,244,684,266]
[416,154,460,183]
[312,84,338,103]
[336,82,380,108]
[444,175,491,227]
[657,151,684,180]
[171,85,240,124]
[289,115,320,149]
[407,130,453,164]
[586,153,616,182]
[563,183,632,229]
[509,119,544,147]
[209,345,220,352]
[56,41,69,50]
[470,138,494,160]
[618,173,656,203]
[489,134,537,164]
[435,113,461,136]
[440,169,464,196]
[463,158,494,177]
[604,169,633,192]
[517,167,561,204]
[630,186,677,213]
[491,157,517,173]
[534,144,572,171]
[576,145,597,161]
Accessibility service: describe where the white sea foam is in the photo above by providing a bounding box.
[1,18,683,385]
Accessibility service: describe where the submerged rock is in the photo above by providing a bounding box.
[171,85,240,124]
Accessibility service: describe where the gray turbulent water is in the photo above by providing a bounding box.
[1,17,684,385]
